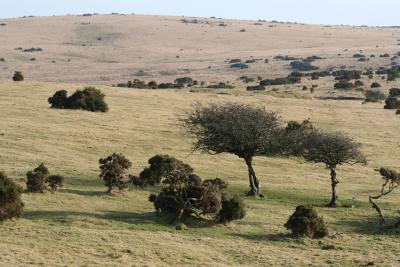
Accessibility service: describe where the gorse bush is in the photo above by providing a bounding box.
[12,71,24,81]
[148,157,245,225]
[26,163,49,193]
[47,175,64,191]
[0,172,24,221]
[48,87,108,112]
[99,153,132,193]
[218,195,246,223]
[384,97,400,109]
[284,205,328,238]
[364,90,386,103]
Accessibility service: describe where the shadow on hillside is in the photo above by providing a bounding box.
[339,216,400,235]
[59,188,105,196]
[23,210,218,229]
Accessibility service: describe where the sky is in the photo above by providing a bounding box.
[0,0,399,26]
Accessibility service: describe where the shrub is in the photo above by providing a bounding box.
[290,61,319,71]
[370,82,381,88]
[246,85,265,91]
[26,163,49,193]
[12,71,24,81]
[389,88,400,97]
[230,63,249,69]
[207,82,234,89]
[354,80,364,87]
[384,97,400,109]
[364,90,386,103]
[332,70,361,81]
[218,195,246,223]
[260,76,301,86]
[284,205,328,238]
[99,153,132,193]
[0,172,24,221]
[48,87,108,112]
[47,175,64,191]
[202,178,228,189]
[175,77,193,86]
[334,81,354,90]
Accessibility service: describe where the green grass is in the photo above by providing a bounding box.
[1,81,400,266]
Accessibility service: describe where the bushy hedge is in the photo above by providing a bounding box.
[48,87,108,112]
[260,76,301,86]
[12,71,24,81]
[0,172,24,221]
[290,61,319,71]
[332,70,361,81]
[284,205,328,238]
[334,81,354,90]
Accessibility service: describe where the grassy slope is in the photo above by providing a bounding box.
[0,81,400,266]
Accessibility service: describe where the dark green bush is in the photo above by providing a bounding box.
[0,172,24,221]
[334,81,354,90]
[202,178,228,189]
[332,70,361,81]
[99,153,132,193]
[47,175,64,191]
[26,163,49,193]
[12,71,24,81]
[218,195,246,223]
[364,90,386,103]
[354,80,364,87]
[284,205,328,238]
[389,88,400,97]
[290,61,319,71]
[384,97,400,109]
[260,76,301,86]
[246,85,265,91]
[207,82,234,89]
[370,82,381,88]
[48,87,108,112]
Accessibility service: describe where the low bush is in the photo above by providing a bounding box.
[246,85,265,91]
[0,172,24,221]
[284,205,328,238]
[370,82,381,88]
[354,80,364,87]
[218,195,246,223]
[389,88,400,97]
[207,82,234,89]
[260,76,301,86]
[230,63,249,69]
[26,163,49,193]
[334,81,354,90]
[12,71,24,81]
[364,90,386,103]
[48,87,108,112]
[332,70,361,81]
[290,61,319,71]
[47,175,64,191]
[384,97,400,109]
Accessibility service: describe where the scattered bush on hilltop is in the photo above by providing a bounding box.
[48,87,108,112]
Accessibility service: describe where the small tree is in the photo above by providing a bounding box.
[0,172,24,221]
[369,168,400,229]
[26,163,49,193]
[12,71,24,81]
[99,153,132,193]
[47,175,65,192]
[301,131,366,207]
[285,205,328,238]
[181,103,281,197]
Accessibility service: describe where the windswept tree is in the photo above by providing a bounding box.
[302,131,366,207]
[181,102,281,197]
[99,153,132,193]
[369,167,400,229]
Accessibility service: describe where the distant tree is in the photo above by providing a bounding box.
[181,103,281,197]
[369,168,400,229]
[26,163,49,193]
[0,172,24,221]
[99,153,132,193]
[12,71,24,81]
[301,131,366,207]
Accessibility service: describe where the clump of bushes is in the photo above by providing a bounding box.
[246,85,265,91]
[332,70,361,81]
[48,87,108,112]
[207,82,234,89]
[364,90,386,103]
[290,61,319,71]
[284,205,328,238]
[0,172,24,221]
[117,78,198,89]
[26,163,64,193]
[260,76,301,86]
[389,88,400,97]
[370,82,381,88]
[334,80,354,90]
[99,153,132,193]
[148,157,245,225]
[384,97,400,109]
[12,71,24,81]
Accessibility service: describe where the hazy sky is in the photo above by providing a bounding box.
[0,0,399,26]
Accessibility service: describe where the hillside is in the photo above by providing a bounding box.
[0,14,400,267]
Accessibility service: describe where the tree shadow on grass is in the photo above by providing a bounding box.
[229,232,295,243]
[22,209,219,229]
[59,188,105,196]
[338,216,400,235]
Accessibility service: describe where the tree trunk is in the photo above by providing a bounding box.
[244,158,263,197]
[327,166,339,207]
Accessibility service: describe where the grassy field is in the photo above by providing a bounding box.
[0,81,399,266]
